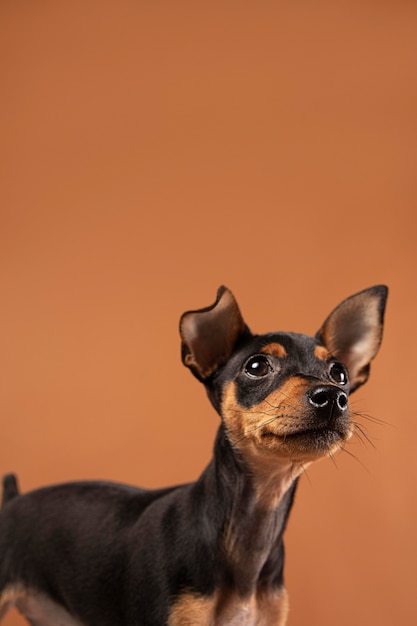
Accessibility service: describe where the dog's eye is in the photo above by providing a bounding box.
[244,355,271,378]
[329,362,348,385]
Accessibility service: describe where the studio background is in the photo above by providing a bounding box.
[1,2,416,624]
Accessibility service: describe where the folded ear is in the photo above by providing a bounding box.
[316,285,388,392]
[180,286,250,381]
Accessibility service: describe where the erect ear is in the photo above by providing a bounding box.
[316,285,388,392]
[180,286,250,381]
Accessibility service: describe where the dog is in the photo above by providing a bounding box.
[0,285,387,625]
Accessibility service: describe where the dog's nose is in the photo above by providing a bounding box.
[308,385,348,418]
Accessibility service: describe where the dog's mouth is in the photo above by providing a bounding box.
[260,423,352,456]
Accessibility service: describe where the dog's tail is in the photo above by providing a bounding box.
[1,474,20,507]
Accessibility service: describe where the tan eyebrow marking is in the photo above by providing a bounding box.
[314,346,331,360]
[261,343,287,358]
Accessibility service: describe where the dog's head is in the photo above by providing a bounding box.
[180,286,387,466]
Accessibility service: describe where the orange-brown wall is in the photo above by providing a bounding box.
[1,2,416,624]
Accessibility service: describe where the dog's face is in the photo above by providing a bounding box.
[215,332,352,464]
[180,285,387,467]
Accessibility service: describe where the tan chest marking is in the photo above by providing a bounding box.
[168,592,215,626]
[168,587,289,626]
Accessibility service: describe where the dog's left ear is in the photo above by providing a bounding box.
[180,286,250,381]
[316,285,388,392]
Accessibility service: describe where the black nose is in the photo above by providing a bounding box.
[308,385,348,418]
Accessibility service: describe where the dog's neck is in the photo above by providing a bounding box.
[197,425,299,596]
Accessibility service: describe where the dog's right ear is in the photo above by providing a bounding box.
[180,286,250,381]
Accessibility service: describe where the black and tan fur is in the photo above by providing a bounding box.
[0,285,387,625]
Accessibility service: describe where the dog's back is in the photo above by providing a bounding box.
[0,479,184,625]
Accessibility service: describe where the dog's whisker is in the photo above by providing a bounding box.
[351,422,376,448]
[340,446,370,473]
[354,412,392,428]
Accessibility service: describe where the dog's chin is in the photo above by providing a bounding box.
[260,425,352,461]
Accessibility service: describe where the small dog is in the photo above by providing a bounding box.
[0,285,387,626]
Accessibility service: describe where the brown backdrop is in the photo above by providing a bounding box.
[1,1,416,624]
